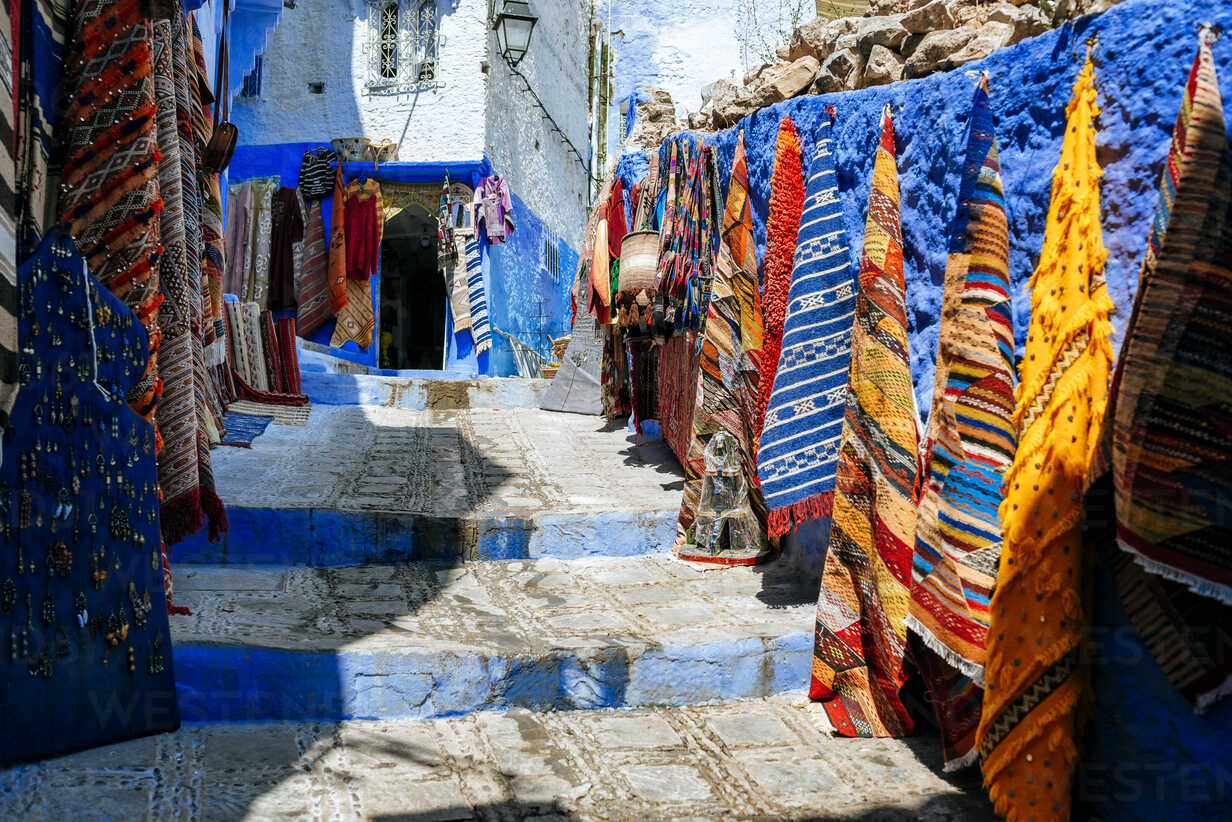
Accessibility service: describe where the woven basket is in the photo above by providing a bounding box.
[331,137,371,163]
[614,230,659,329]
[367,139,399,165]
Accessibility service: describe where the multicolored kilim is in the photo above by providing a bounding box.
[465,235,491,354]
[676,132,767,565]
[757,115,857,538]
[723,134,764,364]
[1110,33,1232,608]
[975,58,1115,822]
[328,165,347,312]
[753,117,804,446]
[657,330,700,465]
[330,278,375,349]
[295,201,331,336]
[809,109,920,739]
[908,78,1016,771]
[57,0,164,426]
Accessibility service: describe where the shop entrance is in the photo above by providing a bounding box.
[379,205,446,370]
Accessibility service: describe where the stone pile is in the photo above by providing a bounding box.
[686,0,1122,130]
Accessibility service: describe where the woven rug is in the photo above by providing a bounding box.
[219,411,274,447]
[753,116,804,445]
[226,400,311,425]
[810,108,919,740]
[0,4,17,431]
[330,277,374,349]
[757,115,856,538]
[722,133,764,364]
[327,165,347,313]
[1110,33,1232,607]
[656,331,699,464]
[295,200,331,335]
[441,232,472,332]
[907,78,1017,771]
[57,0,163,425]
[676,240,769,565]
[225,180,252,297]
[276,316,302,395]
[260,309,284,393]
[151,14,224,547]
[243,178,277,308]
[465,235,491,354]
[975,57,1115,822]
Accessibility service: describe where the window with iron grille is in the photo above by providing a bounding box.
[543,238,559,282]
[366,0,440,92]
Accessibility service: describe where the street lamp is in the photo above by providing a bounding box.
[493,0,537,67]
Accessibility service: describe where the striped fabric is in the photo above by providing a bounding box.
[298,147,337,201]
[810,109,920,740]
[907,78,1016,771]
[757,115,857,538]
[465,235,491,354]
[976,57,1115,822]
[1110,33,1232,607]
[0,2,18,436]
[294,200,331,335]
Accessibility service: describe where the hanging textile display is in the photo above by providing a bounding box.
[276,316,302,395]
[907,77,1017,771]
[294,201,331,335]
[327,164,347,312]
[242,177,277,308]
[0,228,179,765]
[224,179,252,296]
[0,3,17,437]
[474,174,514,244]
[330,281,374,349]
[441,232,472,333]
[675,129,767,564]
[330,178,383,350]
[753,116,805,445]
[653,135,719,332]
[464,234,491,354]
[15,0,66,261]
[541,260,603,415]
[1109,31,1232,608]
[268,186,303,313]
[151,12,225,547]
[190,16,227,372]
[757,113,857,538]
[975,56,1115,822]
[589,200,611,324]
[57,0,164,426]
[722,134,763,371]
[810,108,920,740]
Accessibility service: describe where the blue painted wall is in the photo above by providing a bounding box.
[649,1,1230,816]
[226,143,576,376]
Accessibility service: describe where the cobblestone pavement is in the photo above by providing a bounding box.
[210,406,682,516]
[170,556,814,653]
[0,696,996,821]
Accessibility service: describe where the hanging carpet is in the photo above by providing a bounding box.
[541,263,604,415]
[757,114,857,538]
[908,77,1017,771]
[809,108,921,740]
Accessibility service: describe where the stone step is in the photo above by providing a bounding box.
[176,405,681,565]
[0,698,996,820]
[170,556,816,723]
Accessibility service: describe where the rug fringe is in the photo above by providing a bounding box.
[229,364,310,407]
[201,484,229,544]
[904,614,986,685]
[766,490,834,537]
[1119,539,1232,606]
[161,489,204,548]
[942,745,980,772]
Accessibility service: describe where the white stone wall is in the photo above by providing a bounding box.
[483,0,591,246]
[232,0,490,163]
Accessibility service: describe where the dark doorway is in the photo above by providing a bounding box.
[379,205,446,370]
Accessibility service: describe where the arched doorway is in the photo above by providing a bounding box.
[379,204,446,369]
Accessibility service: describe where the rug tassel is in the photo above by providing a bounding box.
[767,490,834,537]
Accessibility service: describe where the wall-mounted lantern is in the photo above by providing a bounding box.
[493,0,537,67]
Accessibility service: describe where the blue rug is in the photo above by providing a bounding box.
[220,411,275,448]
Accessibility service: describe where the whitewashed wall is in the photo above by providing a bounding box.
[483,0,590,246]
[232,0,490,163]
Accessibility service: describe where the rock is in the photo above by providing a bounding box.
[709,79,746,127]
[856,14,910,52]
[902,0,954,34]
[787,16,857,62]
[863,44,905,87]
[776,43,790,60]
[947,0,990,27]
[903,27,976,78]
[989,2,1050,44]
[814,47,866,93]
[750,56,821,107]
[743,63,770,87]
[900,32,926,59]
[643,88,673,106]
[949,19,1015,65]
[834,32,860,53]
[867,0,911,13]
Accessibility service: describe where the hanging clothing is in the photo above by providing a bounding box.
[810,109,920,740]
[344,178,383,281]
[589,204,611,324]
[757,115,857,538]
[908,78,1017,772]
[243,177,278,308]
[975,57,1115,822]
[474,175,514,243]
[464,234,491,354]
[753,116,805,447]
[606,177,628,260]
[224,180,253,296]
[268,185,304,312]
[441,232,472,333]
